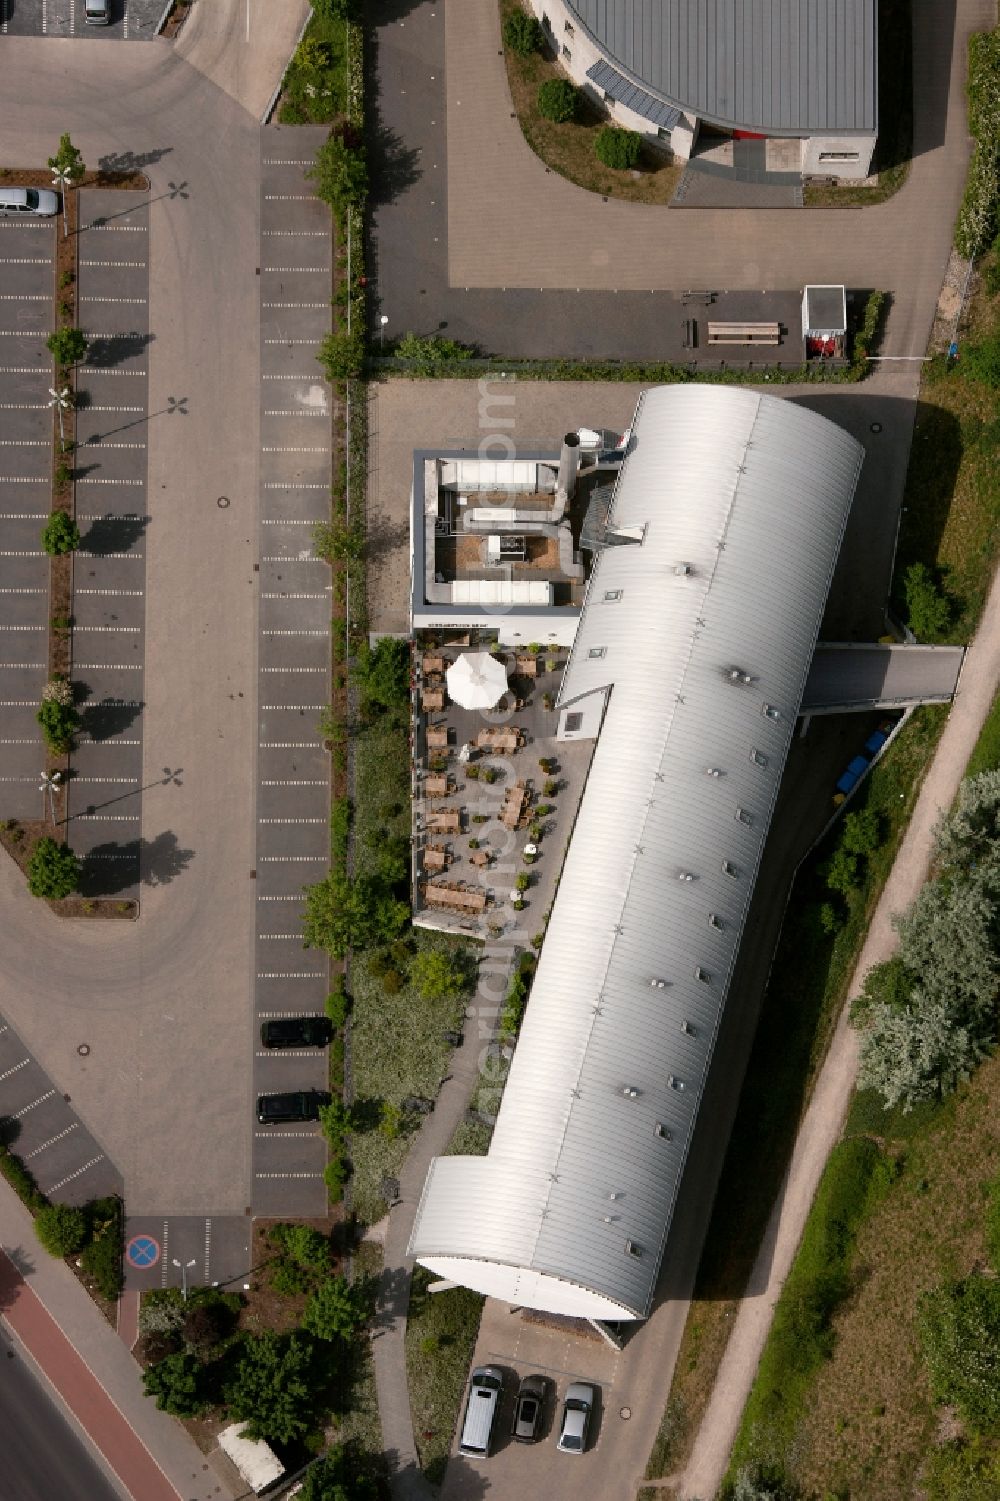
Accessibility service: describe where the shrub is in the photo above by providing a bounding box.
[903,561,951,639]
[53,462,72,490]
[27,838,80,900]
[355,636,409,714]
[919,1274,1000,1431]
[537,78,579,124]
[324,1156,348,1195]
[301,1274,367,1341]
[41,512,79,556]
[395,332,476,367]
[986,1175,1000,1273]
[382,967,403,994]
[143,1351,205,1417]
[325,978,349,1027]
[595,126,642,170]
[307,130,368,220]
[313,518,364,563]
[37,678,80,754]
[502,9,543,55]
[543,778,558,797]
[81,1199,123,1299]
[410,947,470,1002]
[960,334,1000,387]
[224,1331,320,1444]
[841,807,882,857]
[824,846,859,897]
[317,328,365,382]
[515,872,529,892]
[35,1202,87,1257]
[138,1288,185,1338]
[46,327,87,367]
[0,1145,45,1212]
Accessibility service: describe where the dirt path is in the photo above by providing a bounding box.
[678,570,1000,1500]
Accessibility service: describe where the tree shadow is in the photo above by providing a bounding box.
[97,147,174,174]
[365,22,423,210]
[0,1246,36,1316]
[76,695,144,742]
[85,332,155,369]
[79,514,149,556]
[0,1115,21,1149]
[364,514,408,563]
[78,831,194,896]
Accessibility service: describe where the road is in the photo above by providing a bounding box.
[0,1321,127,1501]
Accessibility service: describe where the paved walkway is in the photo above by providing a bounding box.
[678,570,1000,1499]
[0,1180,224,1501]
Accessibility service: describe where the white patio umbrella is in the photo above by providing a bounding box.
[446,651,508,710]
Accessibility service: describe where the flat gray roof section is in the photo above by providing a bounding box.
[569,0,877,135]
[586,58,683,129]
[802,643,965,713]
[409,388,864,1320]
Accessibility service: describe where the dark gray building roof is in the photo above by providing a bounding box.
[586,58,683,129]
[569,0,877,135]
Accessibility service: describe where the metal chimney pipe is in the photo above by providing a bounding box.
[556,431,580,502]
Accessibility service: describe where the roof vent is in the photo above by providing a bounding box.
[668,1075,685,1090]
[695,967,711,984]
[705,766,723,778]
[625,1239,643,1258]
[678,870,695,883]
[722,859,739,878]
[736,807,754,826]
[763,703,781,721]
[709,913,723,930]
[681,1019,695,1035]
[609,1191,622,1201]
[655,1122,672,1140]
[650,978,668,990]
[727,667,752,685]
[674,562,692,576]
[621,1085,641,1099]
[750,747,767,767]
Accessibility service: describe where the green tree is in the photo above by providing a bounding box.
[410,947,469,1002]
[47,133,86,183]
[46,327,87,369]
[919,1274,1000,1431]
[537,78,579,123]
[302,870,409,957]
[307,133,368,217]
[143,1351,205,1416]
[855,995,984,1111]
[310,0,357,20]
[313,518,364,563]
[823,845,858,897]
[903,561,951,639]
[595,126,642,170]
[224,1332,318,1445]
[41,511,80,556]
[34,1202,87,1257]
[502,10,544,55]
[27,837,80,900]
[841,806,881,857]
[37,677,79,754]
[272,1222,331,1275]
[317,328,365,382]
[298,1446,379,1501]
[302,1275,367,1342]
[851,954,916,1024]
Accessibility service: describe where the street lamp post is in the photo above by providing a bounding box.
[48,387,71,446]
[39,770,62,824]
[172,1257,196,1301]
[51,167,73,240]
[379,314,389,350]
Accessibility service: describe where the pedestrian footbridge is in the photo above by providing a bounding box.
[802,643,965,716]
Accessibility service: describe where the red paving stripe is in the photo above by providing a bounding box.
[0,1251,181,1501]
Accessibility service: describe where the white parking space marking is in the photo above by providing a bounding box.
[26,1123,79,1159]
[0,1057,29,1082]
[46,1155,104,1194]
[259,741,317,747]
[255,1051,325,1059]
[80,259,147,268]
[0,295,49,301]
[15,1089,57,1118]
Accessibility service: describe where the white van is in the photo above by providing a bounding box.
[85,0,110,23]
[458,1366,503,1458]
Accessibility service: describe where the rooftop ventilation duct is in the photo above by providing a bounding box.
[556,432,580,505]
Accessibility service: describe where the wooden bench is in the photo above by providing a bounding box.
[426,727,449,750]
[707,321,781,346]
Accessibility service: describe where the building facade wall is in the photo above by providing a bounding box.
[801,134,877,180]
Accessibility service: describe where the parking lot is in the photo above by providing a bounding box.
[0,214,54,822]
[123,1213,252,1294]
[0,1011,122,1206]
[252,127,332,1219]
[68,189,149,902]
[0,0,164,40]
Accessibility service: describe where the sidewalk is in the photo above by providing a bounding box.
[679,564,1000,1500]
[0,1180,231,1501]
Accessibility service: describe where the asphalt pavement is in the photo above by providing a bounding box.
[0,1321,127,1501]
[0,0,164,40]
[0,214,54,822]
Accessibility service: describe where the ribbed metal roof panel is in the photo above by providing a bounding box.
[586,58,683,128]
[409,387,863,1317]
[569,0,876,134]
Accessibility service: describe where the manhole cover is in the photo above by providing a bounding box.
[620,1405,632,1420]
[217,495,230,508]
[869,421,882,434]
[76,1044,90,1057]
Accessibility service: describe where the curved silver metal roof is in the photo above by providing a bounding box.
[569,0,877,136]
[410,387,864,1319]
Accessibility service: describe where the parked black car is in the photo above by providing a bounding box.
[260,1017,332,1049]
[256,1090,329,1125]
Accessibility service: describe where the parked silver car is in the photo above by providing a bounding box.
[556,1382,595,1454]
[0,188,59,218]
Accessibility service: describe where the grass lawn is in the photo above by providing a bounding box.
[348,712,475,1224]
[965,688,1000,779]
[644,707,947,1484]
[499,0,682,204]
[803,0,912,207]
[405,1267,485,1485]
[892,243,1000,644]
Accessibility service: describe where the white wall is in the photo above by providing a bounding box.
[411,608,580,647]
[802,134,877,180]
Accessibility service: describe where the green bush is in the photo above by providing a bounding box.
[595,126,642,170]
[955,28,1000,256]
[143,1351,206,1417]
[920,1274,1000,1431]
[41,511,79,557]
[301,1274,367,1341]
[382,967,403,995]
[903,561,951,639]
[46,327,87,368]
[355,637,409,714]
[0,1145,45,1213]
[986,1175,1000,1272]
[537,78,579,124]
[502,9,544,55]
[224,1331,321,1445]
[960,334,1000,387]
[81,1197,123,1299]
[395,332,476,367]
[35,1203,87,1258]
[325,977,350,1027]
[307,132,367,221]
[317,328,365,382]
[27,837,80,900]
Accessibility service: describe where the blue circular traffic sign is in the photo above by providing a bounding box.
[126,1234,160,1269]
